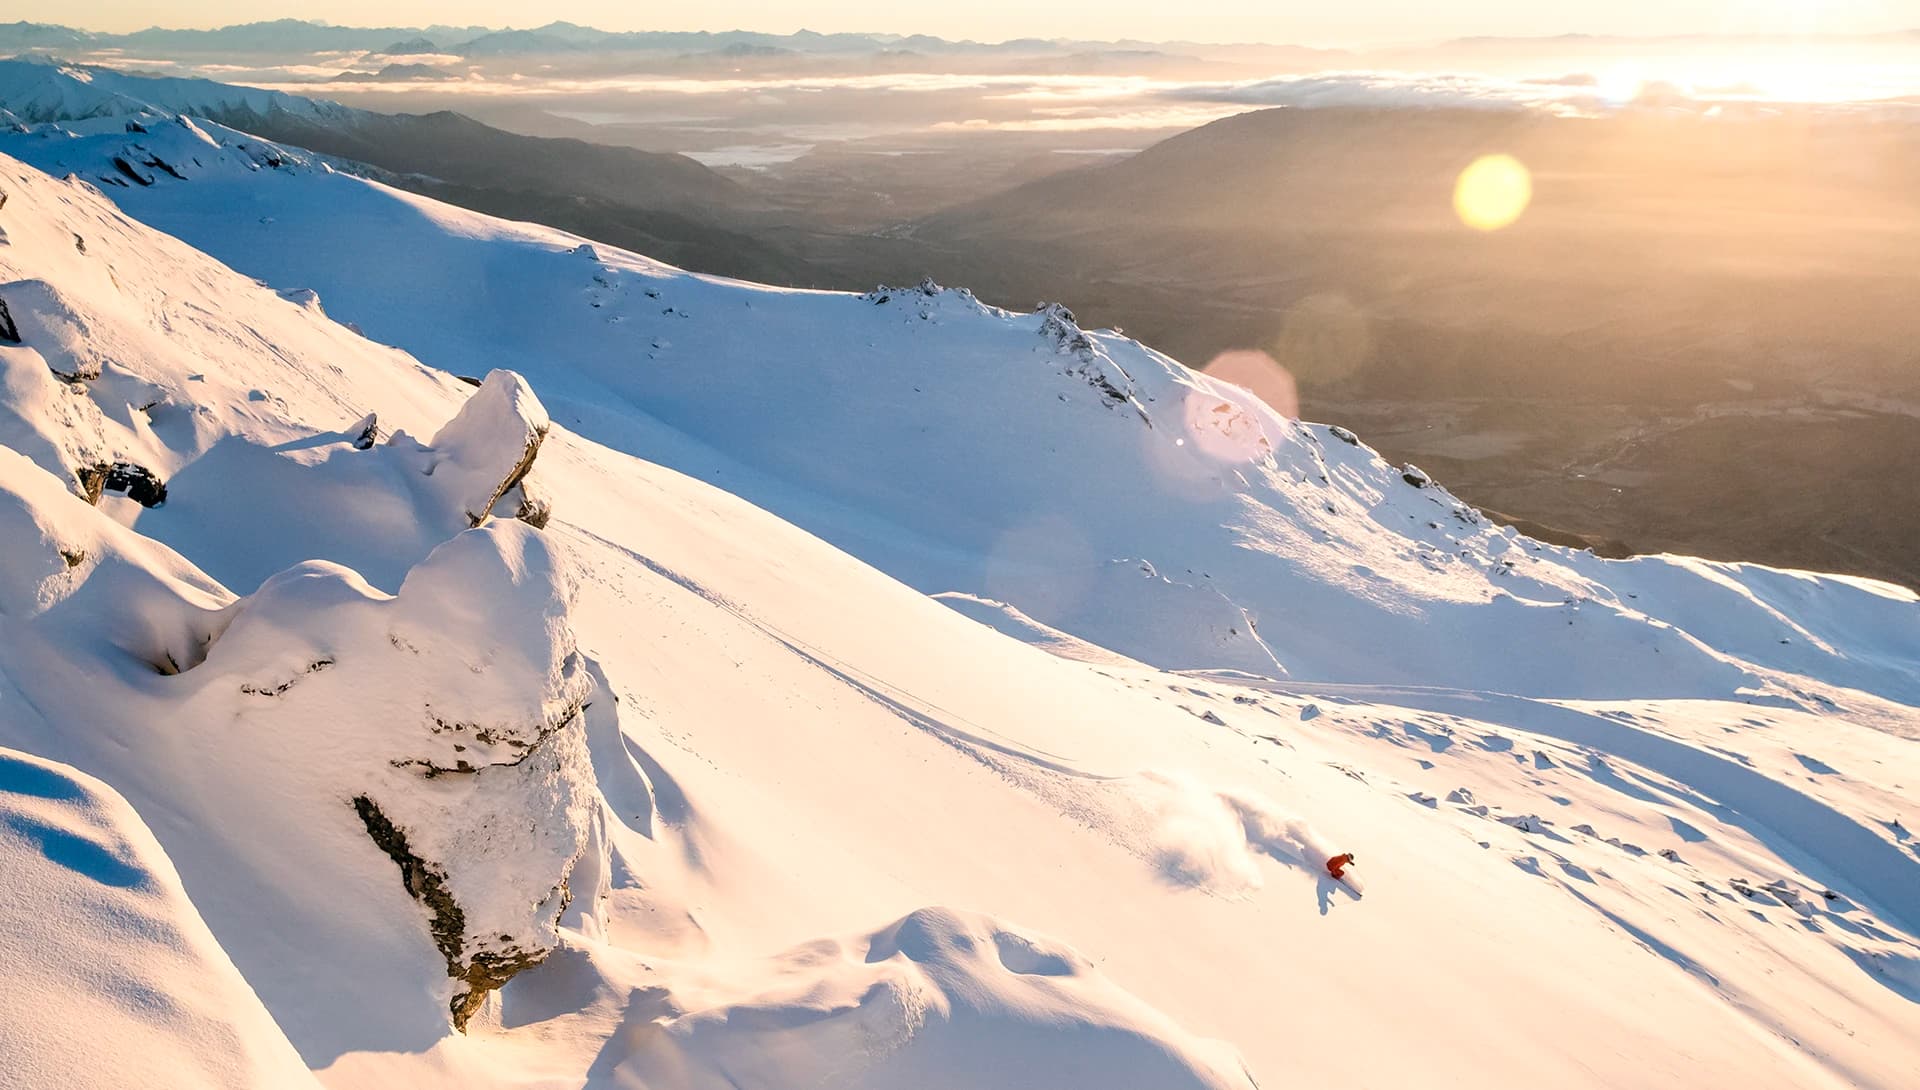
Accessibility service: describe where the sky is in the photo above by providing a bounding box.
[20,1,1920,47]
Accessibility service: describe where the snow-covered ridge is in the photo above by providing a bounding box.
[0,54,348,126]
[5,112,1909,706]
[0,114,1917,1090]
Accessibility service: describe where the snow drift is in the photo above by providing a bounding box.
[0,746,321,1090]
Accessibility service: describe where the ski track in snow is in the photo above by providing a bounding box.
[1218,677,1920,933]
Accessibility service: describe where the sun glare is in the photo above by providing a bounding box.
[1453,154,1532,232]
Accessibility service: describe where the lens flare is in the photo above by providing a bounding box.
[1453,154,1532,232]
[1202,350,1298,420]
[1182,351,1290,467]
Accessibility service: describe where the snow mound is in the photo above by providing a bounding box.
[613,907,1256,1090]
[0,746,319,1090]
[0,445,226,669]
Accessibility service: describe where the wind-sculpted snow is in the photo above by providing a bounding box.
[608,907,1258,1090]
[0,746,322,1090]
[0,136,1918,1090]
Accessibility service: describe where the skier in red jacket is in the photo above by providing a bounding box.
[1326,853,1356,880]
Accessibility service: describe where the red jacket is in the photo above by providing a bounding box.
[1326,853,1355,879]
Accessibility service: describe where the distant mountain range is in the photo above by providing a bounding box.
[0,17,1303,59]
[4,17,1915,62]
[0,56,810,283]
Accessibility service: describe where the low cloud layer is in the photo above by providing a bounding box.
[54,46,1920,156]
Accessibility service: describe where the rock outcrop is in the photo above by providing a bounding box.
[78,461,166,507]
[1037,302,1151,424]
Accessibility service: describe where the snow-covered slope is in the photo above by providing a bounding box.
[0,117,1917,1090]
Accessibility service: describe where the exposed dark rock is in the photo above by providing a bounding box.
[124,118,148,134]
[1401,464,1432,488]
[395,688,588,779]
[454,374,483,387]
[1329,425,1360,445]
[239,658,334,697]
[513,481,552,529]
[111,156,154,187]
[77,462,167,507]
[1038,301,1094,357]
[1037,301,1143,413]
[72,233,86,255]
[58,548,85,569]
[352,794,555,1031]
[0,296,17,344]
[862,279,981,311]
[138,152,186,181]
[349,412,380,450]
[471,431,544,528]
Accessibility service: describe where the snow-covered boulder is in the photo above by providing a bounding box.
[202,521,601,1028]
[0,278,107,381]
[1,444,603,1032]
[420,368,551,529]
